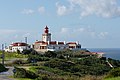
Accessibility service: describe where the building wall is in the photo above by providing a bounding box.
[33,26,81,53]
[35,48,47,53]
[42,33,51,42]
[12,46,26,52]
[34,43,70,52]
[5,45,30,52]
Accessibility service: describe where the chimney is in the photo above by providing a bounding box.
[48,41,50,45]
[64,41,66,44]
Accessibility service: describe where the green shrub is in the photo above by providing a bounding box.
[44,51,57,58]
[14,67,26,78]
[35,75,65,80]
[44,59,74,71]
[22,49,33,54]
[0,64,8,72]
[108,58,120,68]
[27,55,50,63]
[80,75,103,80]
[12,59,24,65]
[14,67,39,79]
[44,57,111,76]
[105,67,120,78]
[26,70,39,79]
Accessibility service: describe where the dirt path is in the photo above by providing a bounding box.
[0,58,28,80]
[0,67,14,80]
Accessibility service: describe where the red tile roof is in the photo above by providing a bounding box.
[11,42,27,46]
[58,42,64,44]
[35,41,48,45]
[50,41,56,45]
[35,41,44,43]
[67,42,77,44]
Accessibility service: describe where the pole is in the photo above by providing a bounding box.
[25,37,27,50]
[2,44,4,65]
[25,37,27,44]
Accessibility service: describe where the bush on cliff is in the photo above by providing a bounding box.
[105,67,120,78]
[0,64,8,72]
[14,67,39,79]
[44,57,111,76]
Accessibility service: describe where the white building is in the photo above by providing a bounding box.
[5,42,30,52]
[33,26,81,52]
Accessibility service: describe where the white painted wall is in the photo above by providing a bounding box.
[5,46,30,52]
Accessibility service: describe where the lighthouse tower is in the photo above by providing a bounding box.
[42,26,51,42]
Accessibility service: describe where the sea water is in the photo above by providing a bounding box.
[87,48,120,60]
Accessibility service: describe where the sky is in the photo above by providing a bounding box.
[0,0,120,48]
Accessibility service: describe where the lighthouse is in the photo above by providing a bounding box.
[33,26,81,52]
[42,26,51,42]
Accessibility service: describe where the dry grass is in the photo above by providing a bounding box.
[80,75,103,80]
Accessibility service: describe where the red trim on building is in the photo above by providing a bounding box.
[58,42,64,44]
[42,42,48,45]
[35,41,48,45]
[49,41,56,45]
[11,42,27,46]
[67,42,77,44]
[35,41,44,43]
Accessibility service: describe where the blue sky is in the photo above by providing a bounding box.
[0,0,120,48]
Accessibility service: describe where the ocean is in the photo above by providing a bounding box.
[87,48,120,60]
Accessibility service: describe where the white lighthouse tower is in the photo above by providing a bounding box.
[42,26,51,42]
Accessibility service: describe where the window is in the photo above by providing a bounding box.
[44,46,47,49]
[69,46,75,48]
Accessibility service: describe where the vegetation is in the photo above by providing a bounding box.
[0,51,28,60]
[0,63,8,72]
[105,77,120,80]
[44,57,111,76]
[105,67,120,78]
[13,66,39,79]
[107,58,120,68]
[15,78,32,80]
[1,49,120,80]
[28,50,120,79]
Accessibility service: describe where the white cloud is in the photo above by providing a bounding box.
[59,27,109,39]
[60,28,69,33]
[98,32,109,39]
[90,32,96,37]
[0,29,17,35]
[0,29,18,42]
[14,35,18,39]
[77,28,85,32]
[66,0,120,18]
[21,9,34,15]
[38,6,45,14]
[56,2,68,16]
[75,27,97,37]
[22,33,31,38]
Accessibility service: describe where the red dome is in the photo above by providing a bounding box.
[45,26,48,29]
[44,26,49,33]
